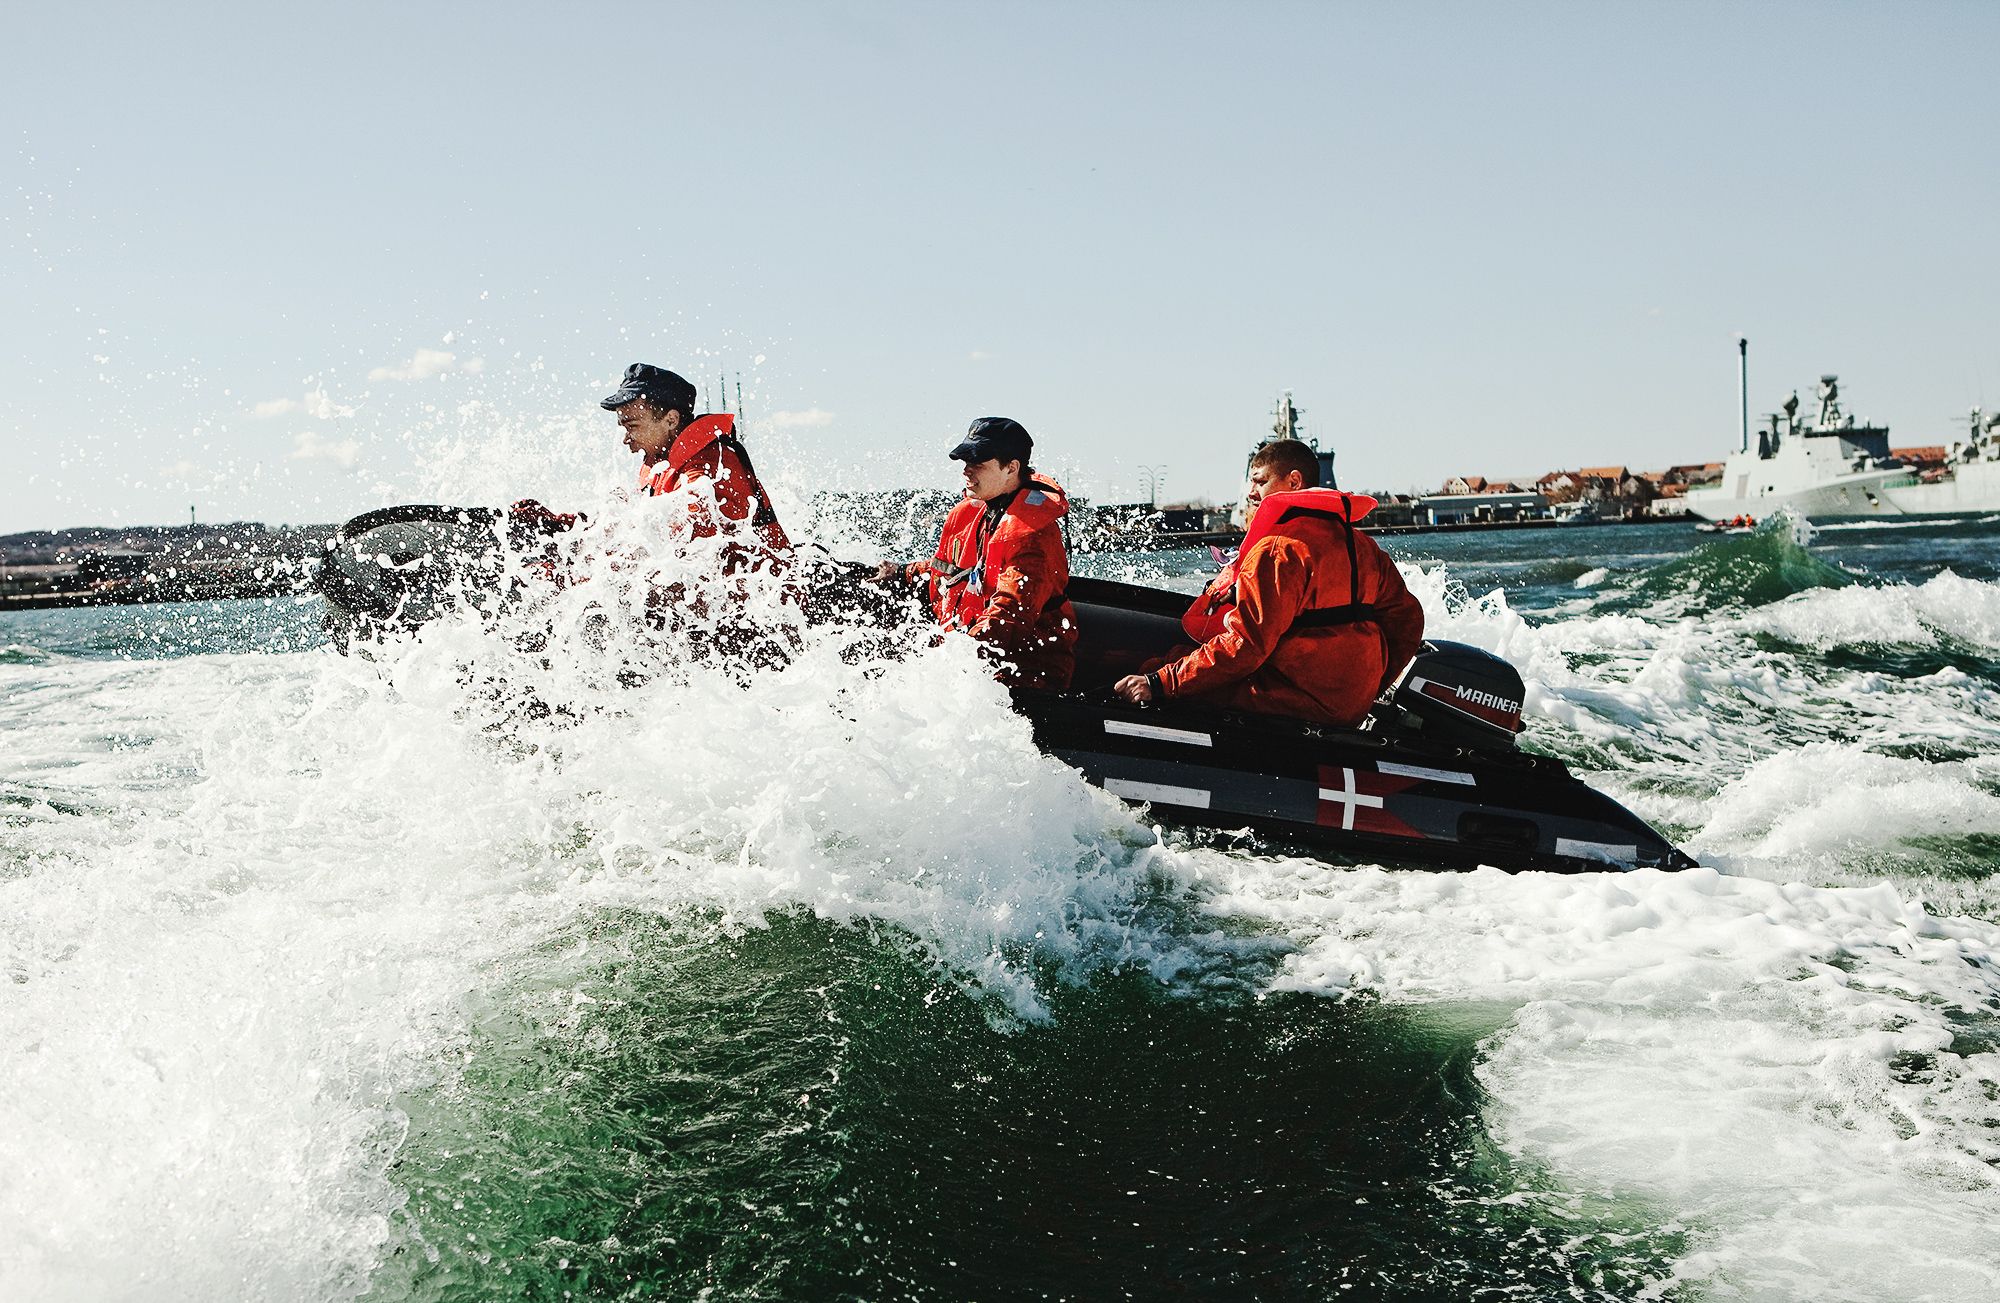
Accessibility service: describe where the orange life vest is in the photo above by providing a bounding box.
[929,477,1069,621]
[926,477,1077,687]
[639,413,791,554]
[1184,488,1380,643]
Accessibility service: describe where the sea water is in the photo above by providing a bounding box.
[2,510,1997,1301]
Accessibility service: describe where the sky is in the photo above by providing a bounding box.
[4,0,1998,532]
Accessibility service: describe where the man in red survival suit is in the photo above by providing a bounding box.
[507,362,791,570]
[881,417,1078,690]
[1113,439,1424,726]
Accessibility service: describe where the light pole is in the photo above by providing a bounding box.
[1136,464,1167,508]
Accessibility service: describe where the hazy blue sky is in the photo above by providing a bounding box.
[4,1,1996,531]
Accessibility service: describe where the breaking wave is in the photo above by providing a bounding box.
[1612,512,1857,613]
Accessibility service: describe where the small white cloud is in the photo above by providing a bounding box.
[290,430,361,470]
[252,386,354,420]
[768,408,835,430]
[968,350,993,362]
[303,388,355,419]
[461,356,485,374]
[369,348,458,381]
[158,459,201,484]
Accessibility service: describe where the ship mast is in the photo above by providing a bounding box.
[1738,337,1749,454]
[1273,390,1301,441]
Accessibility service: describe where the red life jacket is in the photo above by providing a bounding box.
[928,476,1073,629]
[1184,488,1380,643]
[639,413,791,553]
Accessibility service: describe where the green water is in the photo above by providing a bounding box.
[376,912,1680,1302]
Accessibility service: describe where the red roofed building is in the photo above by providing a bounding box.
[1443,475,1533,496]
[1536,471,1581,503]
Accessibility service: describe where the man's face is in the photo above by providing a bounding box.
[961,456,1021,502]
[617,401,680,462]
[1247,463,1306,505]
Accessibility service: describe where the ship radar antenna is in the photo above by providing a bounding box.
[1818,375,1844,428]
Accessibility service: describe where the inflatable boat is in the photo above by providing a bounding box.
[317,506,1696,874]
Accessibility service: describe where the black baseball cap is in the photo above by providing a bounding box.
[949,416,1033,463]
[600,363,698,414]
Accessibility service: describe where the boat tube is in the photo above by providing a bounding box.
[316,505,1697,874]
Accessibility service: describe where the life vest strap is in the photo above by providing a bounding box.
[1216,493,1371,619]
[934,562,977,591]
[1289,602,1381,628]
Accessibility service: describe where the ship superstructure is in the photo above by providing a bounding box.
[1685,350,2000,520]
[1885,406,2000,515]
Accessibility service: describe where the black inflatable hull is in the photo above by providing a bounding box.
[1019,684,1691,872]
[1033,574,1693,873]
[315,506,1698,874]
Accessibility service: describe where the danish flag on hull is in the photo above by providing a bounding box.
[1316,766,1426,837]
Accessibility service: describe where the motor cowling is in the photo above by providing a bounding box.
[1385,640,1526,749]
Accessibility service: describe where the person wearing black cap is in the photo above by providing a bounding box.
[600,362,791,558]
[507,363,792,564]
[882,417,1078,689]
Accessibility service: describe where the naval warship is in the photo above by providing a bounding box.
[1685,343,2000,521]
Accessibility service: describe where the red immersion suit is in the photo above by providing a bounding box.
[1160,488,1425,726]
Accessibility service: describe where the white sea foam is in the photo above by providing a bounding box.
[1197,861,2000,1299]
[1742,568,2000,650]
[1694,743,2000,863]
[1573,566,1610,588]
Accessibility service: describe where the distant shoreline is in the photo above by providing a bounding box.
[1117,513,1684,550]
[1,514,1695,613]
[0,577,307,613]
[0,520,330,613]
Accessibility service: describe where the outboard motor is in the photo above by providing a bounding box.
[1378,640,1525,749]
